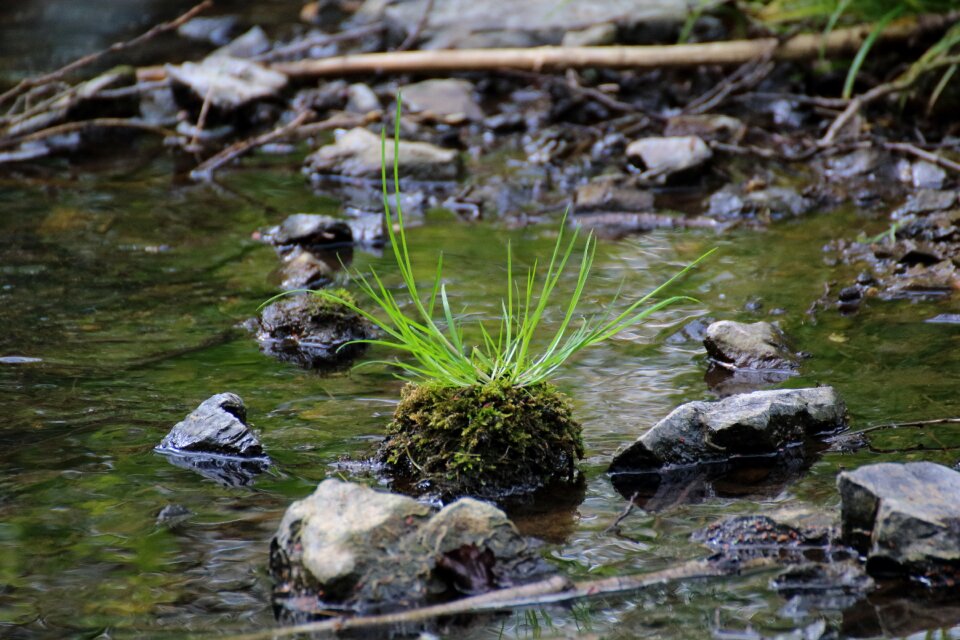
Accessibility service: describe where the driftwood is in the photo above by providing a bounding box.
[267,13,958,78]
[224,558,775,640]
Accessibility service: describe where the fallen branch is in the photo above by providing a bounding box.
[224,559,774,640]
[884,141,960,173]
[268,13,958,78]
[0,117,178,151]
[846,416,960,437]
[189,110,374,181]
[0,0,212,108]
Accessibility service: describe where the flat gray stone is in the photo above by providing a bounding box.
[839,462,960,580]
[401,79,483,123]
[609,387,846,471]
[306,127,459,180]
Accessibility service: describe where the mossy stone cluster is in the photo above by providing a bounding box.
[378,380,584,497]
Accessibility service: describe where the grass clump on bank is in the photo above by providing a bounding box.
[310,98,710,496]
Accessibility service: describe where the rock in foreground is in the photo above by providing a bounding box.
[839,462,960,584]
[158,393,263,457]
[269,479,550,614]
[609,387,846,472]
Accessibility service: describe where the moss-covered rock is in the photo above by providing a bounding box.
[253,290,374,369]
[378,380,583,497]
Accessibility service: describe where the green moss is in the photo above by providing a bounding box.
[378,381,584,497]
[307,288,357,315]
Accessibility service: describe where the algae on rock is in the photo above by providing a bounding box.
[379,380,583,497]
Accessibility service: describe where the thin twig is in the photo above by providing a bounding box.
[0,118,178,150]
[222,559,774,640]
[188,86,215,151]
[251,24,385,63]
[884,141,960,173]
[684,53,775,115]
[190,109,316,181]
[0,0,212,108]
[846,416,960,437]
[604,491,640,534]
[397,0,436,52]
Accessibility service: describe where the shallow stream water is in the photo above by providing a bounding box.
[3,4,960,640]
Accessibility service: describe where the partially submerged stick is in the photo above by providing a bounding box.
[270,13,958,78]
[223,559,774,640]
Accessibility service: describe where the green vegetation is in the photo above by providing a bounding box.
[306,97,709,495]
[311,99,711,389]
[758,0,960,100]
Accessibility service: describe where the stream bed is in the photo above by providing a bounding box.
[3,2,960,639]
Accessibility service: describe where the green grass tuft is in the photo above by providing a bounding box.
[310,96,712,388]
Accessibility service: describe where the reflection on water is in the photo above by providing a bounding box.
[3,4,960,638]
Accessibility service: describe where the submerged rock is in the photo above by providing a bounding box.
[704,320,800,371]
[838,462,960,584]
[574,176,654,213]
[158,393,263,457]
[609,386,846,472]
[269,479,551,614]
[253,293,374,369]
[706,184,814,221]
[694,515,833,563]
[380,380,583,498]
[305,127,460,180]
[626,135,712,178]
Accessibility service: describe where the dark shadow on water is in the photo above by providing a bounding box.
[610,445,819,512]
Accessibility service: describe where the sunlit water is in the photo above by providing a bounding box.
[3,5,960,640]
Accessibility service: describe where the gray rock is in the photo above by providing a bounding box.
[401,79,483,123]
[177,15,238,46]
[707,185,813,221]
[360,0,688,48]
[270,479,550,611]
[609,387,846,472]
[210,26,272,59]
[823,149,882,180]
[277,247,336,290]
[166,56,287,110]
[574,176,654,213]
[346,83,381,114]
[626,136,712,177]
[897,159,947,190]
[254,294,374,369]
[561,22,617,47]
[261,213,354,255]
[893,189,958,218]
[838,462,960,581]
[664,114,746,144]
[306,128,459,180]
[158,393,263,457]
[704,320,799,371]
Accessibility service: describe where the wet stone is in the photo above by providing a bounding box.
[177,15,239,46]
[773,563,874,614]
[706,185,813,221]
[253,293,374,369]
[574,176,654,213]
[664,114,746,144]
[157,393,263,457]
[703,320,800,371]
[269,479,552,614]
[693,515,833,564]
[345,83,381,114]
[305,127,459,180]
[609,386,847,472]
[823,148,882,180]
[893,189,958,218]
[839,461,960,584]
[260,213,354,256]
